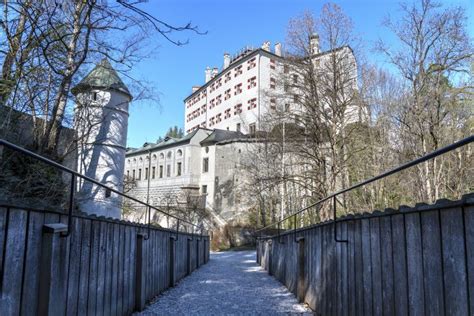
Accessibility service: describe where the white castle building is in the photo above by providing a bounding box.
[124,36,361,227]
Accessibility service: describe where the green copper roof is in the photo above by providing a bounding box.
[72,59,132,99]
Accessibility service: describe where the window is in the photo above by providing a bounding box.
[224,88,231,100]
[234,83,242,95]
[249,123,256,135]
[284,83,289,92]
[247,57,256,70]
[159,165,163,178]
[270,77,276,89]
[247,76,256,89]
[293,94,299,103]
[247,98,257,110]
[177,149,183,157]
[234,65,243,77]
[166,165,171,177]
[284,65,289,73]
[145,167,148,180]
[234,103,242,115]
[205,146,209,153]
[236,123,241,132]
[202,185,208,194]
[224,72,231,83]
[159,153,164,159]
[138,169,142,180]
[285,103,290,112]
[126,170,130,179]
[270,98,276,110]
[203,158,209,173]
[177,162,182,176]
[167,151,172,159]
[92,92,98,101]
[105,188,111,198]
[132,169,136,180]
[224,108,231,119]
[270,59,276,70]
[152,166,156,179]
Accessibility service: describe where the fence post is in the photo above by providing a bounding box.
[135,233,147,312]
[37,223,68,316]
[169,236,177,287]
[196,237,201,268]
[268,239,273,276]
[296,236,305,303]
[187,237,192,275]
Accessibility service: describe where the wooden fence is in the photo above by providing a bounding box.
[256,194,474,315]
[0,205,209,316]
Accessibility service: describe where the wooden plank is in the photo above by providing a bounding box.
[336,222,343,316]
[380,216,395,316]
[369,217,383,316]
[77,218,92,316]
[464,204,474,315]
[110,222,119,315]
[66,217,82,315]
[0,208,27,316]
[354,219,364,316]
[123,225,131,314]
[405,212,425,316]
[347,220,356,316]
[117,224,125,316]
[128,227,136,314]
[103,222,113,315]
[87,220,100,315]
[361,218,372,316]
[341,221,348,316]
[420,210,444,315]
[20,211,44,316]
[96,220,107,316]
[441,207,469,315]
[391,214,408,316]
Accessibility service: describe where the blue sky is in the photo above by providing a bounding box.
[125,0,473,148]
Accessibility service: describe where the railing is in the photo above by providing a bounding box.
[255,135,474,242]
[0,138,206,238]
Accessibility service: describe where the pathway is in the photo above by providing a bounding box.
[137,250,312,315]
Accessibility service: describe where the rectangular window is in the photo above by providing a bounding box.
[293,74,298,83]
[234,83,242,95]
[224,88,231,100]
[270,98,276,110]
[177,162,182,176]
[247,57,256,70]
[166,165,171,177]
[249,123,256,135]
[293,94,299,103]
[159,165,163,178]
[247,98,257,110]
[132,169,135,180]
[270,59,276,70]
[236,123,241,132]
[105,188,111,198]
[138,168,142,180]
[145,167,148,180]
[234,103,243,115]
[203,158,209,173]
[152,166,156,179]
[247,76,257,89]
[234,65,243,77]
[270,77,276,89]
[202,185,208,194]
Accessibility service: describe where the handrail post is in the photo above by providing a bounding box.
[62,174,75,237]
[334,196,348,243]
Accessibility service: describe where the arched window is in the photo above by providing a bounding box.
[152,154,157,161]
[133,158,136,164]
[177,149,183,157]
[127,159,130,164]
[159,153,164,159]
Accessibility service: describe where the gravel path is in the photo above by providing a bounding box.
[137,250,312,315]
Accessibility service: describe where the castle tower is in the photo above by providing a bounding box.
[72,59,132,219]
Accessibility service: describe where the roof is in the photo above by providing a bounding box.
[126,128,210,156]
[72,59,132,99]
[200,129,247,146]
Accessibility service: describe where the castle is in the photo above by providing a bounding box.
[74,36,360,228]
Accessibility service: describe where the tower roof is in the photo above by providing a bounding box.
[72,59,132,99]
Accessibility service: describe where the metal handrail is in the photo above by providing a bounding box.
[0,138,204,237]
[255,134,474,241]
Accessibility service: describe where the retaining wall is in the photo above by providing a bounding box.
[0,206,209,315]
[257,194,474,315]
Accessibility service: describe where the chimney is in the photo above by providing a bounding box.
[192,86,201,93]
[261,41,270,51]
[205,67,211,83]
[223,53,231,69]
[211,67,219,78]
[274,42,282,57]
[310,33,320,54]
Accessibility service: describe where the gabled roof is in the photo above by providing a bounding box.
[72,59,132,99]
[200,129,247,146]
[126,128,210,156]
